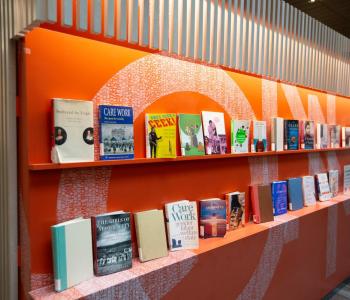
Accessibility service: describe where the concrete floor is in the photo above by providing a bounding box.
[324,279,350,300]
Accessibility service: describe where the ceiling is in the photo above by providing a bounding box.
[284,0,350,38]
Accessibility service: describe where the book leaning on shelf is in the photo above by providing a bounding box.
[329,125,341,148]
[300,120,315,150]
[342,127,350,147]
[231,120,250,153]
[252,120,267,152]
[271,117,284,151]
[284,120,299,150]
[271,181,288,215]
[302,176,317,206]
[288,178,304,211]
[250,184,274,223]
[51,98,94,163]
[328,170,339,197]
[315,173,332,201]
[316,123,329,149]
[225,192,245,230]
[199,199,227,238]
[344,165,350,195]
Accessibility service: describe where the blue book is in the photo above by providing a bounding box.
[199,199,227,238]
[271,181,288,216]
[288,178,304,211]
[284,120,299,150]
[99,105,134,160]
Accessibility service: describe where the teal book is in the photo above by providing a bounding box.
[287,178,304,211]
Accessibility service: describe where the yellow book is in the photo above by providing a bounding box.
[145,113,177,158]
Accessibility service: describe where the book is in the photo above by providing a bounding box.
[250,184,274,223]
[225,192,245,230]
[284,120,299,150]
[329,125,341,148]
[145,113,177,158]
[300,120,315,150]
[271,181,288,215]
[178,114,205,156]
[51,218,93,292]
[342,127,350,147]
[252,120,267,152]
[201,111,227,155]
[344,165,350,195]
[271,117,284,151]
[99,106,134,160]
[231,120,250,153]
[51,99,94,163]
[328,170,339,197]
[315,173,332,201]
[134,209,168,262]
[317,123,329,149]
[164,200,199,250]
[287,178,304,211]
[302,176,316,206]
[91,211,132,276]
[199,199,227,238]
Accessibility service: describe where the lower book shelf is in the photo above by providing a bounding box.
[29,194,350,300]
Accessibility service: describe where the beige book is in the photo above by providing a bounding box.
[134,209,168,262]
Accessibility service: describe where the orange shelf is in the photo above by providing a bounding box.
[28,147,350,171]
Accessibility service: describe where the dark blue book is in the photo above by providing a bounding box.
[271,181,288,216]
[99,106,134,160]
[287,178,304,211]
[284,120,299,150]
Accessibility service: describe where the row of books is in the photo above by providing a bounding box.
[51,99,350,163]
[52,165,350,292]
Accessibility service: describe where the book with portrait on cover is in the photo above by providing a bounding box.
[202,111,227,155]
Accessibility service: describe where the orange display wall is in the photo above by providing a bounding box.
[20,28,350,299]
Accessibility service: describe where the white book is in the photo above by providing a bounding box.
[51,99,94,163]
[342,127,350,148]
[316,123,329,149]
[315,173,332,201]
[271,117,284,151]
[344,165,350,195]
[252,120,267,152]
[231,120,250,153]
[328,170,339,197]
[302,176,316,206]
[164,200,199,251]
[51,218,93,292]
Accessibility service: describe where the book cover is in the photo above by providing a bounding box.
[165,200,199,250]
[271,117,284,151]
[329,125,341,148]
[91,211,132,276]
[199,199,227,238]
[145,113,177,158]
[284,120,299,150]
[51,99,94,163]
[271,181,288,215]
[99,106,134,160]
[134,209,168,262]
[51,218,93,292]
[250,184,274,223]
[287,178,304,211]
[300,120,315,150]
[328,170,339,197]
[344,165,350,195]
[315,173,332,201]
[317,123,329,149]
[201,111,227,155]
[302,176,316,206]
[225,192,245,230]
[252,120,267,152]
[231,120,250,153]
[178,114,205,156]
[342,127,350,147]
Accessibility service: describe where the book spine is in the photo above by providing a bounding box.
[342,127,345,147]
[164,205,173,250]
[145,115,150,158]
[134,214,144,261]
[284,121,288,150]
[250,186,261,224]
[271,118,276,151]
[51,226,67,292]
[231,121,235,154]
[90,217,99,275]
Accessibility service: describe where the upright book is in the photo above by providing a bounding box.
[329,125,341,148]
[91,211,132,276]
[302,176,316,206]
[317,123,329,149]
[145,113,177,158]
[51,218,93,292]
[271,117,284,151]
[231,120,250,153]
[164,200,199,250]
[315,173,332,201]
[252,120,267,152]
[134,209,168,262]
[199,199,227,238]
[201,111,227,154]
[51,99,94,163]
[342,127,350,147]
[178,114,205,156]
[250,184,274,223]
[300,120,315,150]
[328,170,339,197]
[344,165,350,194]
[99,105,134,160]
[284,120,299,150]
[271,181,288,215]
[225,192,245,230]
[288,178,304,211]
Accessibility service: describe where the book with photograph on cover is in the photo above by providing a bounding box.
[300,120,315,149]
[199,199,226,238]
[252,120,267,152]
[202,111,227,155]
[284,120,299,150]
[225,192,245,230]
[329,125,341,148]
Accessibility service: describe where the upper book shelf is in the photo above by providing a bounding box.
[29,147,350,171]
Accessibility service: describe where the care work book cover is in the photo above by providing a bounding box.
[51,98,94,163]
[51,218,93,292]
[99,105,134,160]
[165,200,199,250]
[145,113,177,158]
